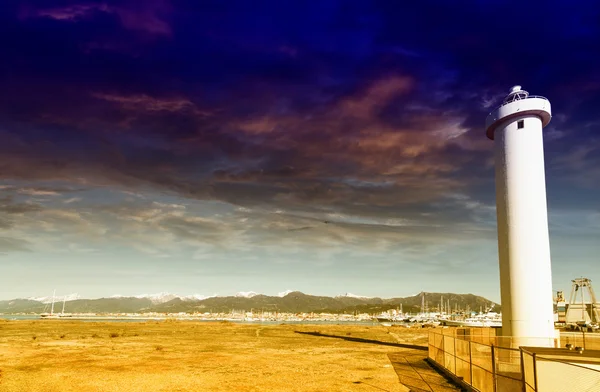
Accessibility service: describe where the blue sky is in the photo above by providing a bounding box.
[1,0,599,302]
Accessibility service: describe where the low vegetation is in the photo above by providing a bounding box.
[0,321,441,391]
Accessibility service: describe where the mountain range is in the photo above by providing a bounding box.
[0,291,499,315]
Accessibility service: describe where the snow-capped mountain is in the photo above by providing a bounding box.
[26,293,80,303]
[179,294,218,301]
[22,291,373,303]
[134,292,179,304]
[336,293,373,299]
[107,292,251,302]
[108,292,179,304]
[25,290,374,305]
[235,291,260,298]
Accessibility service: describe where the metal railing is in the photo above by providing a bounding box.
[428,330,600,392]
[521,348,600,392]
[438,328,600,350]
[561,331,600,350]
[428,330,522,392]
[487,95,549,116]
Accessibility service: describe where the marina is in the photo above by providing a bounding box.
[7,278,600,332]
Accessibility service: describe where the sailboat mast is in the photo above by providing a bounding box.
[50,289,56,315]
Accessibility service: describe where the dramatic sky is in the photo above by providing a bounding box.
[1,0,599,302]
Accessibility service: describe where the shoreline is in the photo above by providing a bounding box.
[0,314,384,324]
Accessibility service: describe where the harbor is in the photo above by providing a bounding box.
[6,277,598,333]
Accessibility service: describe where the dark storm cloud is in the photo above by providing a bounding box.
[1,0,599,229]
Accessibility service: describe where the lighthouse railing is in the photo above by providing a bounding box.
[487,95,549,116]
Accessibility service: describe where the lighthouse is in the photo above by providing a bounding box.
[486,86,556,346]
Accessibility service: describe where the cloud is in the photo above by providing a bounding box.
[553,142,599,170]
[18,3,105,21]
[0,72,486,220]
[549,208,600,237]
[0,0,599,269]
[0,196,43,214]
[336,76,414,119]
[20,1,172,36]
[0,236,32,253]
[0,216,13,230]
[91,93,209,115]
[0,183,498,260]
[75,200,234,253]
[158,216,228,244]
[112,1,172,36]
[549,139,600,186]
[17,188,60,196]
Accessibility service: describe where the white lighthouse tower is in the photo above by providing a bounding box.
[486,86,556,346]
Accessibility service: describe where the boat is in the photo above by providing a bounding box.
[374,304,411,325]
[375,295,443,327]
[40,290,71,319]
[58,296,72,317]
[440,312,502,327]
[375,312,405,323]
[40,290,58,318]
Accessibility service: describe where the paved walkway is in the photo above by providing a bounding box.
[388,350,461,392]
[293,329,462,391]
